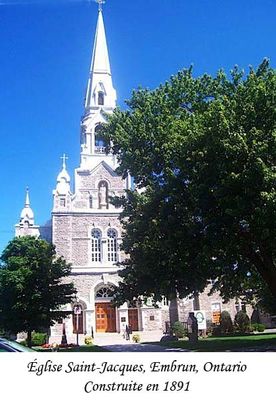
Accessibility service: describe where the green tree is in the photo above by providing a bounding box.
[0,236,76,347]
[103,60,276,310]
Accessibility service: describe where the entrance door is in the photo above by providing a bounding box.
[128,309,139,331]
[96,303,116,332]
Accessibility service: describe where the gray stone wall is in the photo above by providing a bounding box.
[141,309,162,331]
[52,215,72,259]
[52,213,123,265]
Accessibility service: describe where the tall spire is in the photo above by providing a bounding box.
[84,1,116,111]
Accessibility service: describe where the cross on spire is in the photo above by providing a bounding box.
[61,153,68,170]
[95,0,105,12]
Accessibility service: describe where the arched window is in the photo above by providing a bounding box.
[107,228,118,262]
[94,124,107,152]
[98,91,104,106]
[91,229,102,262]
[98,181,108,209]
[95,286,114,299]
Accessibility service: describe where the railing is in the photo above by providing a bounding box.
[95,146,106,154]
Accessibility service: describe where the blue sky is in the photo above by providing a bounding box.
[0,0,275,253]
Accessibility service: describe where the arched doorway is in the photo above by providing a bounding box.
[95,285,116,333]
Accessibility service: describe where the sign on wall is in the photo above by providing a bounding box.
[194,310,207,330]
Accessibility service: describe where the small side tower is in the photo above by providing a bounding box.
[52,154,72,212]
[15,188,40,238]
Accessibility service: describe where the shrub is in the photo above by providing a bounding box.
[251,323,259,331]
[132,334,141,343]
[205,320,213,336]
[257,323,265,332]
[220,311,233,334]
[251,323,265,332]
[172,321,187,338]
[234,311,250,333]
[32,332,47,346]
[84,336,93,345]
[211,325,222,336]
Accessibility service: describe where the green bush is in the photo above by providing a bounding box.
[251,323,259,331]
[31,332,47,346]
[211,325,222,336]
[257,324,265,332]
[234,311,250,333]
[172,321,187,338]
[220,311,233,334]
[251,323,265,332]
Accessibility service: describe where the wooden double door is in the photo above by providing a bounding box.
[96,303,116,332]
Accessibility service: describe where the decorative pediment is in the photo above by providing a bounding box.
[76,161,125,192]
[93,81,107,95]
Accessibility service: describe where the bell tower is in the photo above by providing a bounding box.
[80,0,117,170]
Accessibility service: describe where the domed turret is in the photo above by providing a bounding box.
[19,188,35,225]
[56,154,71,195]
[52,154,72,212]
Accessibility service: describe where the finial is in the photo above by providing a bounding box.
[61,153,68,170]
[95,0,105,12]
[25,187,30,207]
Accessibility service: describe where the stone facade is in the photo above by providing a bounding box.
[49,8,136,339]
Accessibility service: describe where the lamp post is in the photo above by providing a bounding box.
[73,304,82,346]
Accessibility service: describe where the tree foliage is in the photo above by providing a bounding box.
[103,60,276,309]
[0,236,76,345]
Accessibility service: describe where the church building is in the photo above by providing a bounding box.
[16,3,266,340]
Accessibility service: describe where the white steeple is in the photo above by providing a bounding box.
[84,3,116,112]
[80,2,117,170]
[15,188,40,237]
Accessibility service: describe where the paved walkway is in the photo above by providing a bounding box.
[93,330,164,346]
[100,343,189,352]
[93,331,189,352]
